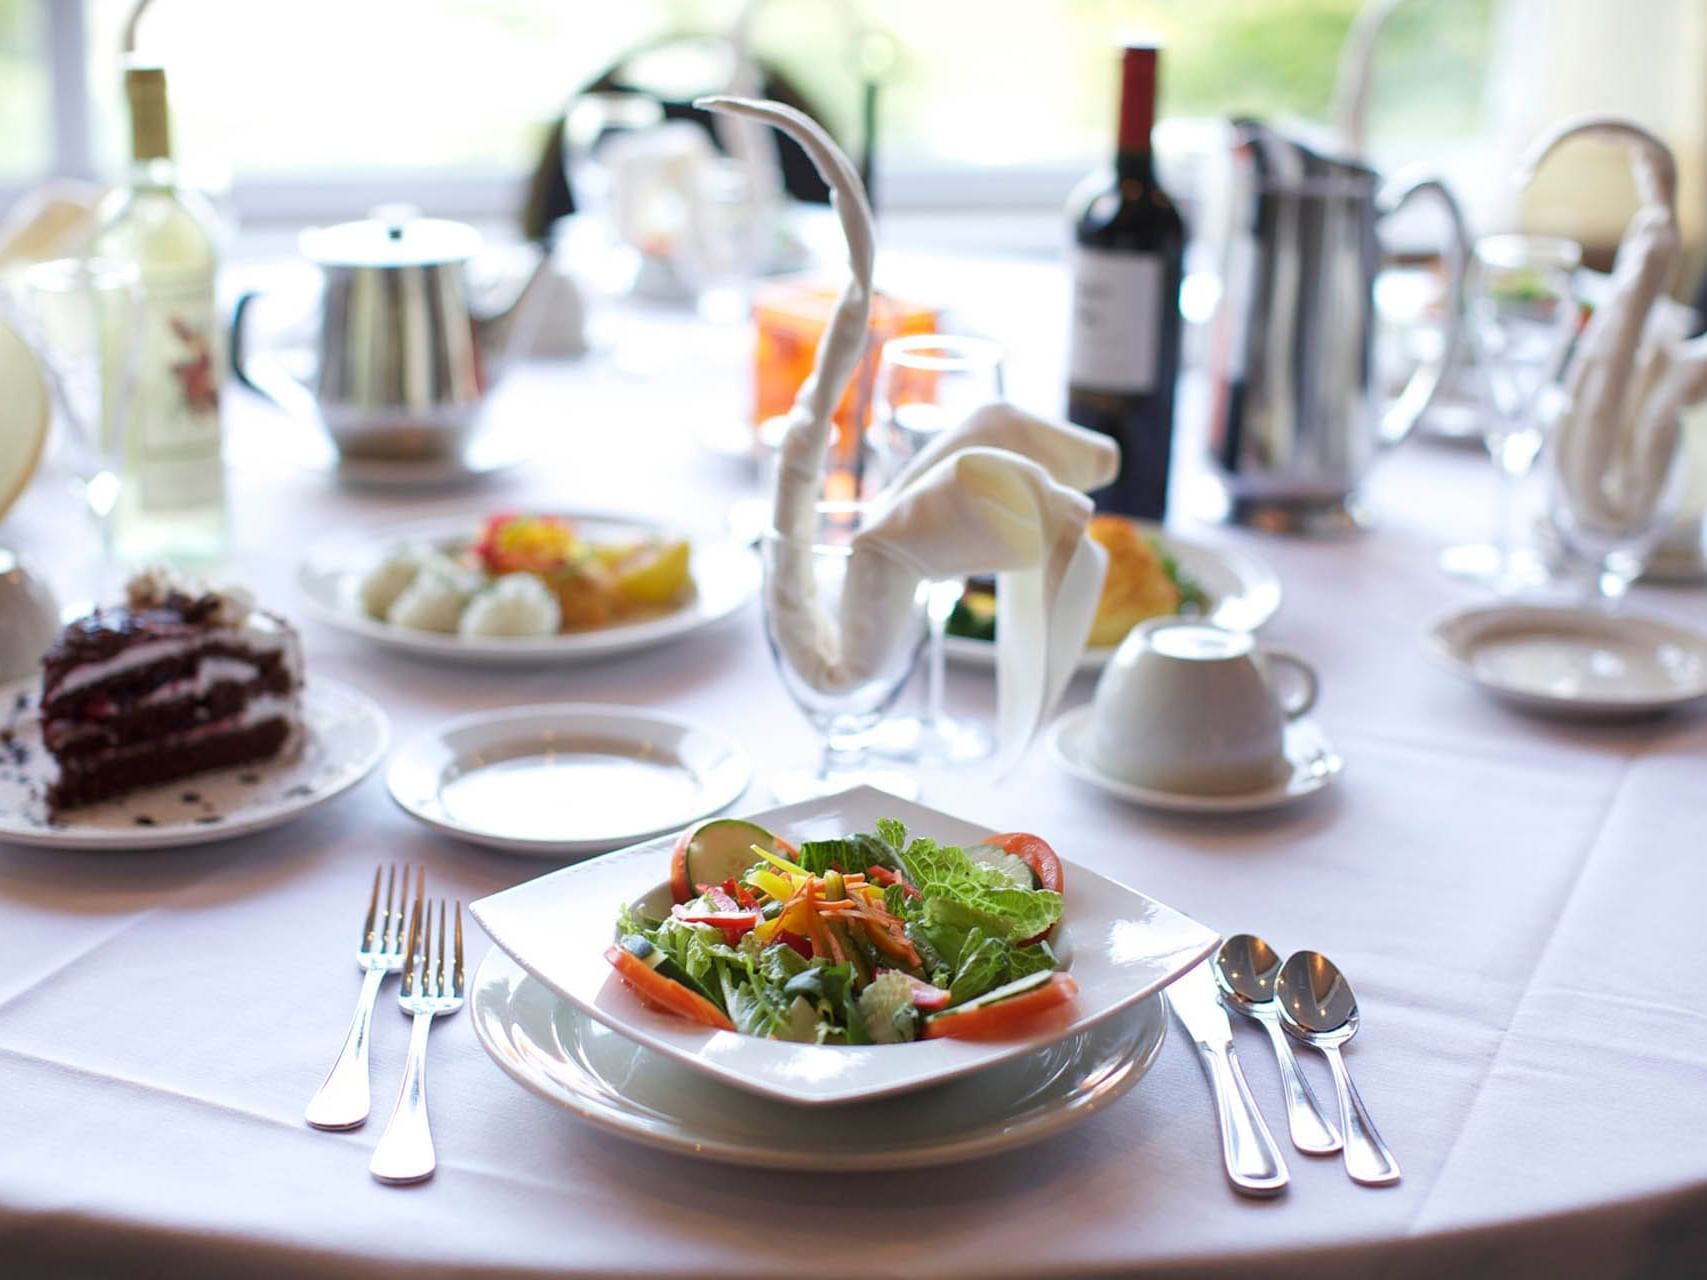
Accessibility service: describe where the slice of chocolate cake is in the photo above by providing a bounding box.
[40,569,304,812]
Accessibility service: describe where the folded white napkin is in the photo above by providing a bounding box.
[698,95,1113,764]
[1523,118,1707,532]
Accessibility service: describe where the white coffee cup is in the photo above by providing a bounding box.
[1089,618,1318,795]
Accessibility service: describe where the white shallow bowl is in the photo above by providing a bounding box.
[470,946,1167,1170]
[1427,604,1707,718]
[297,509,759,666]
[470,786,1218,1108]
[387,703,751,857]
[0,678,388,851]
[1049,706,1342,814]
[944,522,1282,672]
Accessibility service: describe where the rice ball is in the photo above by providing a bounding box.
[358,544,429,619]
[385,555,479,633]
[458,573,562,638]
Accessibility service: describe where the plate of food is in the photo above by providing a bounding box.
[470,945,1167,1169]
[944,515,1282,672]
[0,570,388,850]
[469,786,1218,1107]
[297,510,760,665]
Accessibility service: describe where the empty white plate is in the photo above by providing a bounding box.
[387,703,751,857]
[470,946,1166,1170]
[1048,707,1342,813]
[1428,604,1707,717]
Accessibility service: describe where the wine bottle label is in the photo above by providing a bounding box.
[129,273,224,513]
[1068,247,1162,393]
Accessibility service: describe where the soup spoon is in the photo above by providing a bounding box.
[1214,934,1341,1154]
[1275,950,1402,1186]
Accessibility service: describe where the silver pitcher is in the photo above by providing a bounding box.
[1205,122,1469,533]
[231,207,550,465]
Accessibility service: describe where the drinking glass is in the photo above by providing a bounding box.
[11,258,140,597]
[1548,391,1687,602]
[760,502,928,802]
[1440,234,1582,589]
[866,334,1005,764]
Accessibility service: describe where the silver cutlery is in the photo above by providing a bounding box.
[1275,950,1402,1186]
[1214,934,1342,1155]
[306,864,416,1130]
[1167,961,1289,1196]
[370,893,465,1185]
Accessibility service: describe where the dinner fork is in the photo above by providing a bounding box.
[369,895,464,1185]
[306,865,417,1130]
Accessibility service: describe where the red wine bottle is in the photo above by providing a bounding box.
[1066,44,1186,520]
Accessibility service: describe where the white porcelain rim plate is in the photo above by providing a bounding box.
[0,677,389,850]
[387,702,752,857]
[1048,706,1343,813]
[0,315,50,524]
[943,522,1283,672]
[1427,603,1707,716]
[297,509,760,666]
[469,786,1219,1107]
[469,945,1167,1170]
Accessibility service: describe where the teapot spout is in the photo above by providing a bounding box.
[474,247,555,376]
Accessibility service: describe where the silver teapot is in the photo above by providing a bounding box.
[1204,122,1469,532]
[232,207,550,465]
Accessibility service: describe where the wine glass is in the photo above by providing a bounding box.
[11,258,140,598]
[1547,388,1688,602]
[760,502,928,802]
[1440,234,1582,590]
[866,333,1005,764]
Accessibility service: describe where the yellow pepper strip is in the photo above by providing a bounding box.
[746,868,795,905]
[750,844,808,877]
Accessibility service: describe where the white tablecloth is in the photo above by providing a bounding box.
[3,254,1707,1279]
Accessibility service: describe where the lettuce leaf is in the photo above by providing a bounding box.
[901,838,1062,942]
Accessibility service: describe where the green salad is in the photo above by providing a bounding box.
[604,819,1078,1044]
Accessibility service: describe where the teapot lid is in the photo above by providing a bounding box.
[300,205,482,268]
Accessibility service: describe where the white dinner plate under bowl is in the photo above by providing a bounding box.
[470,786,1218,1107]
[387,703,751,858]
[471,946,1166,1170]
[0,678,388,851]
[944,522,1282,672]
[1427,604,1707,718]
[297,510,760,666]
[1048,707,1342,814]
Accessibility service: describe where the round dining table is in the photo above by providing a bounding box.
[2,246,1705,1279]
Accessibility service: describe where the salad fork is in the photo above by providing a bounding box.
[370,895,464,1185]
[306,864,417,1131]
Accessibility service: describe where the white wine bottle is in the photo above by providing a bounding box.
[94,63,227,566]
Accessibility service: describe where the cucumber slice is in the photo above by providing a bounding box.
[967,844,1037,889]
[933,968,1055,1015]
[618,933,696,989]
[674,819,788,900]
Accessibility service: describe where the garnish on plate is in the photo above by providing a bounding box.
[606,818,1077,1044]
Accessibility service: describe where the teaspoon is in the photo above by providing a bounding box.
[1214,934,1341,1154]
[1275,950,1401,1186]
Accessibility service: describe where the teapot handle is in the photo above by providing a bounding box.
[1374,168,1470,448]
[229,290,323,425]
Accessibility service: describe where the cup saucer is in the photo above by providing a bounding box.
[1047,707,1343,814]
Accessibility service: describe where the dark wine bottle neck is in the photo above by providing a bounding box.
[1114,149,1155,182]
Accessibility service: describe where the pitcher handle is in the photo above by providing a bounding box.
[1374,168,1471,448]
[228,290,323,425]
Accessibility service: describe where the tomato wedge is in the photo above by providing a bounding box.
[986,832,1065,894]
[881,970,952,1012]
[603,945,735,1031]
[922,973,1079,1040]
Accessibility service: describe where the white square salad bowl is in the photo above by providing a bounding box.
[470,786,1219,1106]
